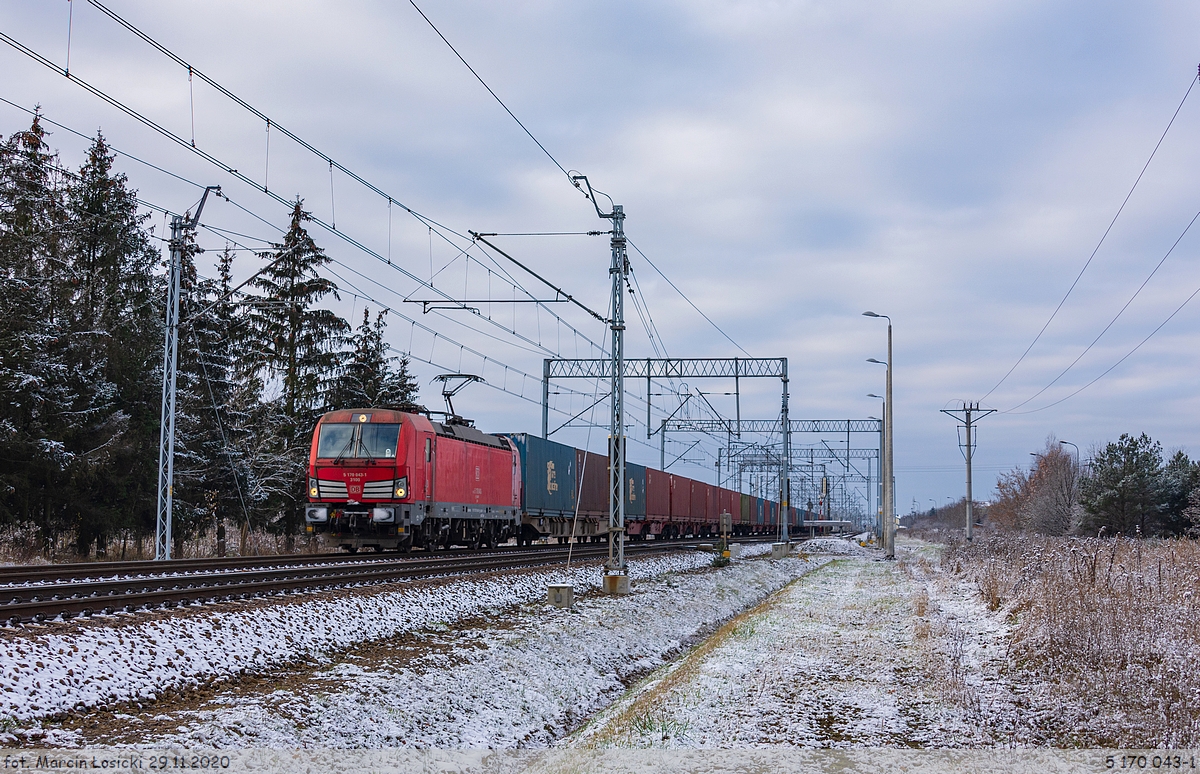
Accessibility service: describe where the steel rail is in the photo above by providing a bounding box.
[0,539,772,625]
[0,544,567,586]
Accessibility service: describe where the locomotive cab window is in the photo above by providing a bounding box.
[317,424,355,458]
[317,422,401,459]
[360,424,400,458]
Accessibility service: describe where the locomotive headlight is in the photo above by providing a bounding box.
[395,477,408,499]
[308,477,319,498]
[305,507,328,523]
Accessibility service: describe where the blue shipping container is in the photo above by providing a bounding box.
[625,462,647,519]
[504,433,576,516]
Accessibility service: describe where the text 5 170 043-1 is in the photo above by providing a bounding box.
[1107,755,1197,770]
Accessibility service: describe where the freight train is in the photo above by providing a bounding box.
[304,409,799,552]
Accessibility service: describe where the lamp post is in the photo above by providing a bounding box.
[864,311,893,559]
[868,394,884,543]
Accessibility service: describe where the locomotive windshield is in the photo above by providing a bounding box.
[360,424,401,458]
[317,423,401,459]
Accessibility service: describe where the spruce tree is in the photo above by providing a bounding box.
[1079,433,1164,536]
[0,115,73,548]
[240,201,348,536]
[326,308,422,412]
[61,132,163,555]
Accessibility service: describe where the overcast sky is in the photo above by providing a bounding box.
[4,0,1200,515]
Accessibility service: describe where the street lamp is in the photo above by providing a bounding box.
[864,312,893,559]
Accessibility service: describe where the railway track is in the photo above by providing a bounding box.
[0,538,774,626]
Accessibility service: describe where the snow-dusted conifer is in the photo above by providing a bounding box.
[326,308,421,412]
[239,201,348,536]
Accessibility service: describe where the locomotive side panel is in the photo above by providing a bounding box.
[431,435,516,517]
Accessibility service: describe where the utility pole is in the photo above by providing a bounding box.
[940,401,995,542]
[156,186,219,560]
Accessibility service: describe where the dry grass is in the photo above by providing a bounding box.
[0,523,322,565]
[944,534,1200,747]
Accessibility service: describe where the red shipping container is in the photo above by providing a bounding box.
[645,468,671,519]
[718,488,734,523]
[694,482,714,523]
[574,449,608,517]
[669,474,688,518]
[689,480,705,522]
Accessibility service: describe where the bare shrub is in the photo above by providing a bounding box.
[912,586,929,617]
[947,534,1200,747]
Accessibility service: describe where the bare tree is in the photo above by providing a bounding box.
[992,436,1080,536]
[1023,439,1079,536]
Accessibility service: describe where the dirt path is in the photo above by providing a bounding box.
[571,540,1015,748]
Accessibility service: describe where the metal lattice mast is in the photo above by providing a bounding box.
[155,214,184,561]
[155,187,219,561]
[608,205,628,577]
[780,359,790,543]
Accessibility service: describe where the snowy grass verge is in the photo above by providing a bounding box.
[0,546,774,726]
[945,535,1200,747]
[96,549,827,748]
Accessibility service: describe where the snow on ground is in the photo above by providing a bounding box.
[799,536,876,558]
[571,538,1015,748]
[3,544,832,748]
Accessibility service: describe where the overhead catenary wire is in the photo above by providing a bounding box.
[627,237,751,358]
[192,192,695,450]
[405,0,572,183]
[2,16,739,472]
[0,17,613,366]
[399,0,747,364]
[136,4,730,434]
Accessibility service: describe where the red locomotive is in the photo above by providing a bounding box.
[304,409,518,552]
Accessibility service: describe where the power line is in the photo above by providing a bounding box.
[1003,207,1200,413]
[399,1,745,363]
[980,72,1198,401]
[1010,275,1200,415]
